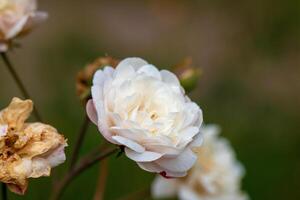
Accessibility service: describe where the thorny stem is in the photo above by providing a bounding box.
[0,52,42,121]
[69,114,90,169]
[1,183,7,200]
[51,146,118,200]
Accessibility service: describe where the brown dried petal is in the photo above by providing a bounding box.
[0,97,33,132]
[17,123,65,158]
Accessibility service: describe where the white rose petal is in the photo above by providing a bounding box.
[151,124,248,200]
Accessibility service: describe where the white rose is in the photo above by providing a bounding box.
[0,0,47,51]
[86,57,203,177]
[152,124,248,200]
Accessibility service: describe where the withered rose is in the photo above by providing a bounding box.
[0,97,67,195]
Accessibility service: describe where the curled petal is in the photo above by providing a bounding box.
[0,97,33,131]
[125,148,162,162]
[86,100,98,125]
[116,57,148,71]
[137,64,161,80]
[112,135,145,153]
[5,16,29,39]
[156,149,197,173]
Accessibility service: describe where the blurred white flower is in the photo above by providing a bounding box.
[0,98,67,195]
[0,0,47,51]
[87,57,203,177]
[152,124,248,200]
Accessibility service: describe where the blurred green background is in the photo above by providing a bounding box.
[0,0,299,199]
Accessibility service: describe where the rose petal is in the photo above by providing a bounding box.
[86,100,98,124]
[179,126,200,142]
[178,186,200,200]
[0,124,8,137]
[93,70,106,86]
[112,135,145,153]
[45,143,67,167]
[125,148,162,162]
[160,70,180,87]
[137,162,163,173]
[5,16,29,39]
[151,176,178,199]
[116,57,148,71]
[137,64,161,80]
[156,149,197,172]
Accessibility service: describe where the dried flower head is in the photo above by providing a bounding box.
[174,57,201,93]
[0,97,67,195]
[152,125,248,200]
[76,56,119,103]
[0,0,47,51]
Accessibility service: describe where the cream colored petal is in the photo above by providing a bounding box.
[28,157,50,178]
[116,57,148,71]
[156,149,197,173]
[86,99,98,125]
[151,176,178,199]
[0,98,33,131]
[45,143,67,168]
[18,123,65,158]
[125,148,162,162]
[5,16,29,39]
[0,124,8,137]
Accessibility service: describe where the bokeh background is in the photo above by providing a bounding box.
[0,0,299,199]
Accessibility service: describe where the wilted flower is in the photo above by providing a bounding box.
[76,56,119,103]
[152,124,248,200]
[0,97,67,195]
[0,0,47,51]
[87,57,203,177]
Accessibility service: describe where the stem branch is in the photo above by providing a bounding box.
[51,146,118,200]
[1,52,42,121]
[69,114,90,169]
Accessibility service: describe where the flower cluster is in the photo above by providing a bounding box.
[87,57,203,177]
[152,124,248,200]
[0,0,248,197]
[0,0,47,51]
[0,98,67,195]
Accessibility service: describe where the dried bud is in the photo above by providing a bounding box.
[0,98,67,195]
[174,57,201,93]
[76,56,119,103]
